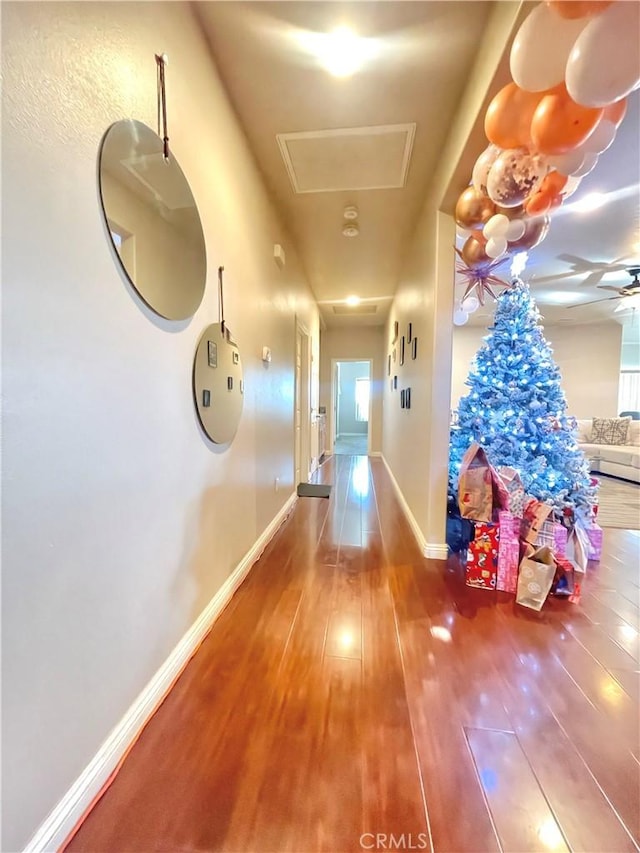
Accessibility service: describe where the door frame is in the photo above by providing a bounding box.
[294,318,312,484]
[330,358,373,455]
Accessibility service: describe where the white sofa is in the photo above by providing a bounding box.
[576,417,640,484]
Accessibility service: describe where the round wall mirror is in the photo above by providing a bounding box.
[98,119,206,320]
[193,324,243,444]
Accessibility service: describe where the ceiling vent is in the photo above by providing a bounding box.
[277,124,416,194]
[333,304,378,315]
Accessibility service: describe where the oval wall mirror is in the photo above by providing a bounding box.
[98,119,206,320]
[193,324,243,444]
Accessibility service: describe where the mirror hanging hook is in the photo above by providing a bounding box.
[155,53,170,161]
[218,266,226,335]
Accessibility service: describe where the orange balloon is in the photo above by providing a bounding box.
[531,84,604,155]
[547,1,612,19]
[525,191,552,217]
[540,170,568,194]
[455,186,496,230]
[603,98,627,128]
[485,83,544,150]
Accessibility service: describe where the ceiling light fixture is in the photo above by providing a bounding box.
[298,26,376,77]
[343,205,359,220]
[342,222,359,238]
[572,192,606,213]
[345,295,361,306]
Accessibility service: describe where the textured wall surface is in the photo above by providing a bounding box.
[1,3,318,848]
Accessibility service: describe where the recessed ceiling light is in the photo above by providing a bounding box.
[572,192,606,213]
[345,295,361,306]
[342,222,359,238]
[343,205,359,220]
[298,26,376,77]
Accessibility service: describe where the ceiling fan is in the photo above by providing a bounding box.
[533,253,633,287]
[568,266,640,311]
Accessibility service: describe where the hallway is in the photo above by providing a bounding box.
[66,456,639,853]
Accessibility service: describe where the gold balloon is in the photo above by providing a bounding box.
[461,236,491,268]
[496,204,525,220]
[507,215,550,251]
[455,186,496,230]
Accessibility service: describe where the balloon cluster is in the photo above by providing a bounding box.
[454,0,638,322]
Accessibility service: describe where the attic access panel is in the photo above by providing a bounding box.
[277,124,416,194]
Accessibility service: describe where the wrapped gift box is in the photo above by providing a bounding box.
[496,510,519,594]
[466,522,499,590]
[497,539,519,594]
[585,523,603,561]
[553,523,568,559]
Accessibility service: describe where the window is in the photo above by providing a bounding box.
[618,371,640,413]
[355,377,370,422]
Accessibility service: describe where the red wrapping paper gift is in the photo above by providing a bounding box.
[466,522,499,590]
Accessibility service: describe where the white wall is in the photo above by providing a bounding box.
[451,321,623,418]
[1,3,319,849]
[319,327,384,453]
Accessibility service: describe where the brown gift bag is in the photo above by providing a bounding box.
[516,546,556,611]
[520,498,553,544]
[458,443,506,522]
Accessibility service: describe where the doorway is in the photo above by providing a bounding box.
[331,360,371,456]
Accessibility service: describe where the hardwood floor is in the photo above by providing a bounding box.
[65,455,640,853]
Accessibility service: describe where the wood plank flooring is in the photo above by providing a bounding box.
[65,455,640,853]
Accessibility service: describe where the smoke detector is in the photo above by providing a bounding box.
[343,205,359,220]
[342,222,359,237]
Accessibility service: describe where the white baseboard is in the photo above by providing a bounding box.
[425,542,449,559]
[24,492,298,853]
[369,451,381,457]
[380,456,447,560]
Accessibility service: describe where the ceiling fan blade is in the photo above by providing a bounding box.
[531,271,586,284]
[597,284,624,293]
[567,296,622,309]
[556,253,590,266]
[581,270,606,287]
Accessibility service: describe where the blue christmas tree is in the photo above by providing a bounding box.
[449,278,596,514]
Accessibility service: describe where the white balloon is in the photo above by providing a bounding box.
[510,3,587,92]
[461,295,480,314]
[486,236,508,259]
[566,1,640,107]
[505,219,526,242]
[580,119,617,154]
[483,213,509,240]
[547,149,585,176]
[562,175,582,199]
[472,144,501,195]
[571,151,598,177]
[453,307,469,326]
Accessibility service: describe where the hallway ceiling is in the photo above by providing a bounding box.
[196,2,640,331]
